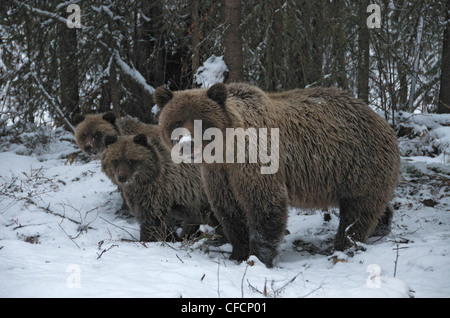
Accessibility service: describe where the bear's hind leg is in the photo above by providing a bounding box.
[370,203,394,237]
[335,197,384,251]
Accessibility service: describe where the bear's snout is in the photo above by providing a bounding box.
[84,144,92,154]
[116,162,131,184]
[118,174,128,183]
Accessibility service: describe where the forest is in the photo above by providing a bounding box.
[1,0,450,132]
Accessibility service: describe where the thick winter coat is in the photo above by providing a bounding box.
[101,134,218,242]
[155,83,401,267]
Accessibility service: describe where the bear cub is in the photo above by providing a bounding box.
[74,112,160,216]
[74,112,159,157]
[101,134,220,242]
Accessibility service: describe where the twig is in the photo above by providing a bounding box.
[272,265,311,297]
[247,265,311,298]
[97,244,118,260]
[99,216,139,241]
[176,254,184,264]
[30,70,76,134]
[241,264,249,298]
[217,260,221,298]
[299,278,326,298]
[160,240,179,252]
[39,200,91,227]
[393,244,402,277]
[13,0,87,29]
[58,221,80,249]
[247,279,263,295]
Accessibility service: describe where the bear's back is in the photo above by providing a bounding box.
[225,84,400,206]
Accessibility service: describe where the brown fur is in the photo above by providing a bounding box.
[74,112,159,156]
[74,112,160,217]
[155,83,401,267]
[101,134,219,242]
[74,113,119,156]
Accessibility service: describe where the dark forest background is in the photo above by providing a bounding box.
[1,0,449,132]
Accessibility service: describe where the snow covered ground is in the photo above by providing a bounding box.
[0,115,449,298]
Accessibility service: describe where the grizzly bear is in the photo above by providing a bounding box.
[73,112,159,156]
[101,134,219,242]
[74,112,160,216]
[155,83,401,268]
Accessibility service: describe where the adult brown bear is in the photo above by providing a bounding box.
[155,83,400,268]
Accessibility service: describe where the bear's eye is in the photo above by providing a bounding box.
[113,160,119,168]
[128,159,137,166]
[170,121,183,134]
[93,131,103,140]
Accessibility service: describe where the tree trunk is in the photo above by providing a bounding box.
[223,0,243,83]
[137,1,165,87]
[358,0,370,104]
[58,22,79,126]
[310,1,324,85]
[191,0,201,78]
[109,61,120,117]
[438,0,450,113]
[267,0,284,91]
[331,0,348,90]
[408,16,424,112]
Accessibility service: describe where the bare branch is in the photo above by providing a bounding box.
[13,0,88,30]
[30,70,76,134]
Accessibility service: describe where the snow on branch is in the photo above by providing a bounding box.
[194,55,228,88]
[91,5,124,23]
[30,69,76,134]
[113,50,155,96]
[13,0,88,31]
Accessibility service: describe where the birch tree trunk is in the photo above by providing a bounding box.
[408,16,424,112]
[438,0,450,113]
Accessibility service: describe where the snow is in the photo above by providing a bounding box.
[114,50,155,96]
[13,0,88,31]
[194,55,228,88]
[178,134,193,145]
[1,115,450,298]
[151,104,160,117]
[398,111,450,164]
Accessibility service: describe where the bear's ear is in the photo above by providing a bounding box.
[154,87,174,109]
[104,135,117,148]
[73,114,85,126]
[133,134,148,148]
[102,112,116,125]
[207,83,227,108]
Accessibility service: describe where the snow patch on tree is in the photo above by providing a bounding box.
[194,55,228,88]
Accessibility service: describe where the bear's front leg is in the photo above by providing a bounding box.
[201,166,250,262]
[115,187,132,218]
[140,221,158,242]
[230,169,288,268]
[139,213,178,243]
